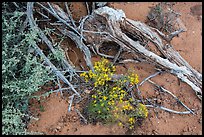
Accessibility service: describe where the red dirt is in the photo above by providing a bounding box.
[27,2,202,135]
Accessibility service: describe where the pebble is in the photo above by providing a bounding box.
[198,117,202,124]
[157,99,162,104]
[56,126,61,130]
[164,119,167,123]
[188,127,192,131]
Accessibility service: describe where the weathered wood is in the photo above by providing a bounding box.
[82,6,202,100]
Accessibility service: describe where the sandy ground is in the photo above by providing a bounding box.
[27,2,202,135]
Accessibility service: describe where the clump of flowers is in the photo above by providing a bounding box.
[80,58,115,87]
[80,58,148,130]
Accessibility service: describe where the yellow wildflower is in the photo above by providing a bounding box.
[118,122,123,126]
[103,96,108,101]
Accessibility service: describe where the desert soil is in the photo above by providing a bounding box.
[27,2,202,135]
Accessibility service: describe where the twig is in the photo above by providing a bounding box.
[75,108,88,124]
[49,22,63,26]
[25,2,81,97]
[148,79,195,115]
[92,2,95,13]
[27,2,78,78]
[118,59,139,64]
[12,2,19,8]
[26,131,45,135]
[51,87,73,93]
[56,76,63,97]
[150,26,185,42]
[96,49,115,59]
[135,84,145,104]
[68,94,75,112]
[78,15,91,42]
[65,2,77,28]
[145,104,192,114]
[113,47,122,64]
[47,2,57,15]
[167,28,185,41]
[82,29,110,35]
[33,42,81,97]
[36,2,81,37]
[85,2,90,15]
[139,71,162,86]
[57,28,94,72]
[36,10,49,19]
[130,88,136,103]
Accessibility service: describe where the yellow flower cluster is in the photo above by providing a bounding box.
[127,72,139,85]
[118,122,123,126]
[128,117,135,125]
[94,58,116,73]
[81,58,148,129]
[80,58,115,87]
[80,71,90,82]
[122,101,134,111]
[136,103,148,118]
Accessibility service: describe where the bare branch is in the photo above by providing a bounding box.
[65,2,77,28]
[68,94,75,112]
[139,71,162,86]
[85,2,90,15]
[36,2,81,37]
[148,80,195,115]
[75,108,88,124]
[146,105,192,114]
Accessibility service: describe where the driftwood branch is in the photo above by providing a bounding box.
[82,6,202,100]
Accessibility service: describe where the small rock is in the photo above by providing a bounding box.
[157,99,162,104]
[152,130,159,135]
[188,127,193,132]
[164,119,167,123]
[198,117,202,124]
[84,89,91,94]
[155,91,160,95]
[56,126,61,129]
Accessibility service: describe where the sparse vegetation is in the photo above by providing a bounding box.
[2,2,54,135]
[2,2,202,135]
[81,58,148,129]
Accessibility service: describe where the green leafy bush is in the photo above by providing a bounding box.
[2,2,53,135]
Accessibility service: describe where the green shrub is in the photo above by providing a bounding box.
[80,58,148,129]
[2,2,53,135]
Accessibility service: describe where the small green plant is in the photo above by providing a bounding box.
[80,58,148,129]
[39,105,45,112]
[2,2,54,135]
